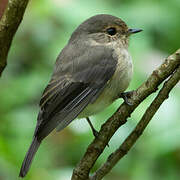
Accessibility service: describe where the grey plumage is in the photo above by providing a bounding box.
[19,25,117,178]
[19,14,141,177]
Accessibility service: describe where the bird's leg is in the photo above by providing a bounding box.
[119,90,134,106]
[86,117,110,147]
[86,117,99,138]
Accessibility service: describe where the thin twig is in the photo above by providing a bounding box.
[0,0,29,76]
[71,49,180,180]
[91,65,180,180]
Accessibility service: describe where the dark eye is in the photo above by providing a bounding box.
[106,27,117,36]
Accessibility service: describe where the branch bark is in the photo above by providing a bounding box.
[0,0,29,76]
[0,0,8,19]
[91,64,180,180]
[71,49,180,180]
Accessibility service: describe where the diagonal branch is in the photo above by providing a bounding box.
[0,0,29,76]
[71,49,180,180]
[91,65,180,180]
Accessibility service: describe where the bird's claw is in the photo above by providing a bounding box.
[86,117,110,147]
[119,91,134,106]
[92,129,99,138]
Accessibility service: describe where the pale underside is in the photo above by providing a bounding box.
[78,46,133,118]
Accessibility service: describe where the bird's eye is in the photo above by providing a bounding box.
[106,27,117,36]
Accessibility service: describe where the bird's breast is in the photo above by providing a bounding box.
[97,47,133,104]
[79,47,133,118]
[109,47,133,96]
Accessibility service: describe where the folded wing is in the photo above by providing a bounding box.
[36,45,117,140]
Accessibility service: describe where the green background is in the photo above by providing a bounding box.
[0,0,180,179]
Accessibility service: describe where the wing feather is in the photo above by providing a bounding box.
[34,44,117,141]
[36,86,102,139]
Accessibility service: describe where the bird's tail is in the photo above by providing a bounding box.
[19,137,41,178]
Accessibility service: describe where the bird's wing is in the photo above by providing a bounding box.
[35,45,117,140]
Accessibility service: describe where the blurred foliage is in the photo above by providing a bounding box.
[0,0,180,179]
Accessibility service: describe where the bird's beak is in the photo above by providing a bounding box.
[128,28,143,35]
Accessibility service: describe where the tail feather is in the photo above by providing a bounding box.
[19,137,41,178]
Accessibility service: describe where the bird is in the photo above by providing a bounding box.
[19,14,142,177]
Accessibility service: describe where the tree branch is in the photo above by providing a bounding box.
[71,49,180,180]
[0,0,8,19]
[91,64,180,180]
[0,0,29,76]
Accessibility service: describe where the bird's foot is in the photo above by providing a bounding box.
[92,128,99,138]
[119,90,134,106]
[86,117,109,147]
